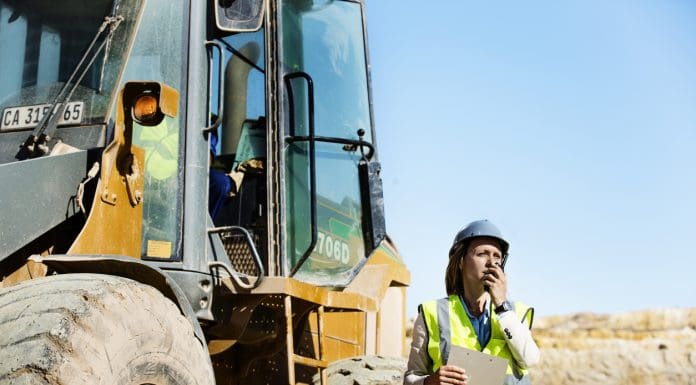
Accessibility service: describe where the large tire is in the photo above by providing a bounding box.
[0,273,215,385]
[315,355,406,385]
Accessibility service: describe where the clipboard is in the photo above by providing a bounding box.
[447,345,508,385]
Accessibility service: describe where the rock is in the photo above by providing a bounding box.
[317,355,407,385]
[529,308,696,385]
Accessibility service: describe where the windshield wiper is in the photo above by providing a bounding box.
[16,15,124,160]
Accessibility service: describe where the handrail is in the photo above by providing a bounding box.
[208,225,265,289]
[285,134,375,160]
[283,72,317,277]
[203,40,225,134]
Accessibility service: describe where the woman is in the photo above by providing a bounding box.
[404,220,540,385]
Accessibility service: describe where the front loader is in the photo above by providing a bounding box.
[0,0,410,384]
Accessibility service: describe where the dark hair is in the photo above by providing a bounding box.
[445,241,468,295]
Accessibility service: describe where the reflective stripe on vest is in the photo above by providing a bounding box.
[420,295,531,384]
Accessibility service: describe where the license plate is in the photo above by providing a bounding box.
[1,102,84,131]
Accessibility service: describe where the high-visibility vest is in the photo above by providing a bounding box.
[420,295,532,385]
[137,118,179,181]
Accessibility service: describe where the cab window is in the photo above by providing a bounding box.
[208,27,268,273]
[280,0,373,285]
[120,0,186,260]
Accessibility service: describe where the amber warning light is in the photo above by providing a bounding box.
[132,93,161,125]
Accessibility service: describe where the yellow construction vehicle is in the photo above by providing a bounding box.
[0,0,410,384]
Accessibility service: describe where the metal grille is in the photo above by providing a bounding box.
[297,327,317,360]
[219,229,261,276]
[238,295,287,385]
[245,356,285,385]
[246,295,283,337]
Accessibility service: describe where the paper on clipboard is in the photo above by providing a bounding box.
[447,345,508,385]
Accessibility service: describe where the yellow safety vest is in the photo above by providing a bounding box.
[420,295,531,384]
[136,118,179,180]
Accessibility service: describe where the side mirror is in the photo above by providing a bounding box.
[215,0,266,32]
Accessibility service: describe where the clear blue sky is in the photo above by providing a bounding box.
[366,1,696,317]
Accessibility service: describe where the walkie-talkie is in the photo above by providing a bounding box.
[484,257,506,292]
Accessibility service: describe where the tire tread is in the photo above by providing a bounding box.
[0,274,214,385]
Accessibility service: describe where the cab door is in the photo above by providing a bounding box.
[278,0,378,285]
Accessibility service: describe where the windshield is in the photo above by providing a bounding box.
[0,0,142,129]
